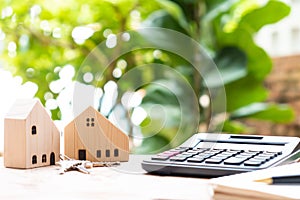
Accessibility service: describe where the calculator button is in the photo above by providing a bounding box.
[159,151,179,157]
[195,149,208,153]
[266,151,281,155]
[244,160,263,166]
[205,158,223,164]
[234,155,253,161]
[187,158,205,163]
[253,155,272,161]
[224,157,248,165]
[151,156,169,161]
[169,157,187,162]
[193,155,212,160]
[248,150,263,153]
[218,152,236,156]
[226,150,242,156]
[187,150,199,153]
[229,150,244,153]
[203,152,219,157]
[175,147,189,151]
[210,149,225,153]
[181,152,198,156]
[180,154,196,159]
[260,152,277,158]
[240,152,258,156]
[212,155,231,160]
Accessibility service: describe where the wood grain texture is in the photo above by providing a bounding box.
[0,156,211,200]
[4,99,60,169]
[64,106,129,162]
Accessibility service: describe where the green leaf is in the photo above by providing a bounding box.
[240,0,291,33]
[225,77,268,111]
[155,0,190,34]
[142,83,179,106]
[203,0,239,21]
[132,135,171,154]
[205,46,247,87]
[216,27,272,80]
[220,120,253,134]
[230,103,295,123]
[142,10,188,34]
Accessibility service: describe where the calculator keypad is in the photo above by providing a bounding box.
[151,147,282,167]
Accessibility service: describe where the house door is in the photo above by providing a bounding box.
[50,152,55,165]
[78,149,86,160]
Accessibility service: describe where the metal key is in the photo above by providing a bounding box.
[91,161,120,168]
[58,154,90,174]
[70,162,90,174]
[58,154,120,174]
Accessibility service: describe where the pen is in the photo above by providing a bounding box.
[255,175,300,184]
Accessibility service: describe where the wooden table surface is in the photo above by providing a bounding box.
[0,155,213,200]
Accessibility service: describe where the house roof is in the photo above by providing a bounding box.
[5,98,41,119]
[65,106,126,135]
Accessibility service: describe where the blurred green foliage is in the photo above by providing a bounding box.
[0,0,295,153]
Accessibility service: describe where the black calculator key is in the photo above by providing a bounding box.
[224,157,248,165]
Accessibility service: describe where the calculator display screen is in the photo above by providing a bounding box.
[194,141,285,152]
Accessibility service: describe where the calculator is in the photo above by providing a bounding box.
[141,133,300,177]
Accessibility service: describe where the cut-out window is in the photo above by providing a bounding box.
[32,126,37,135]
[78,149,86,160]
[32,155,37,164]
[96,150,101,158]
[42,154,47,163]
[50,152,55,165]
[106,149,110,157]
[114,149,119,157]
[86,118,95,127]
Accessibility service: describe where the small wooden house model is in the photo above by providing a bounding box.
[4,99,60,169]
[64,106,129,162]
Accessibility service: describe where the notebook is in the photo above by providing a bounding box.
[210,162,300,200]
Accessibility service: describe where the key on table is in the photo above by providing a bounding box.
[58,160,91,174]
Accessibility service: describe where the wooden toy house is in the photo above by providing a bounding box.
[64,106,129,162]
[4,99,60,169]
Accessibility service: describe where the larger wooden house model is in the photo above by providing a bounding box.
[64,106,129,162]
[4,99,60,169]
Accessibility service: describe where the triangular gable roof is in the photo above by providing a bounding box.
[5,98,41,120]
[67,106,125,135]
